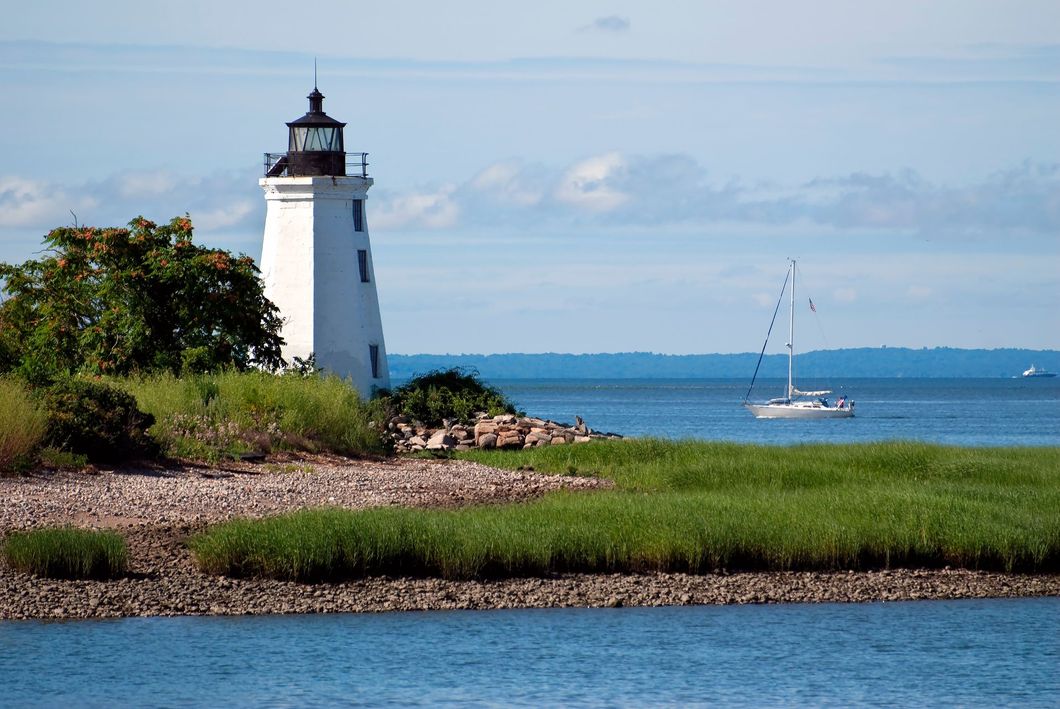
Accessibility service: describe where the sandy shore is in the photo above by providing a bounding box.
[2,455,1058,620]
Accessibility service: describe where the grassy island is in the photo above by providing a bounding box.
[189,440,1060,581]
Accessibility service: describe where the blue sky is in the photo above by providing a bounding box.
[1,1,1058,354]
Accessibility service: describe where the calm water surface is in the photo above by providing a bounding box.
[491,378,1060,446]
[5,379,1057,706]
[2,599,1057,707]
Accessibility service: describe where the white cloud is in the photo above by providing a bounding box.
[468,161,543,207]
[372,185,460,229]
[753,292,775,308]
[834,288,858,303]
[116,170,180,198]
[553,152,629,213]
[4,156,1059,255]
[0,169,261,248]
[191,200,256,230]
[0,176,98,228]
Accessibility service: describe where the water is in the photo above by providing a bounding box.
[491,378,1060,446]
[4,379,1057,705]
[2,599,1057,707]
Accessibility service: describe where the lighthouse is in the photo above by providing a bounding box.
[259,85,390,395]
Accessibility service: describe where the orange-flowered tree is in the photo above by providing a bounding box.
[0,216,284,381]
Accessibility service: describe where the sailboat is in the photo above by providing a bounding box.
[744,260,854,419]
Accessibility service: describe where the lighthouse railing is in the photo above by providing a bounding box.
[263,152,370,178]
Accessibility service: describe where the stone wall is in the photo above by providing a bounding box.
[388,414,622,453]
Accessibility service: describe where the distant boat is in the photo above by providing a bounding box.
[743,260,854,419]
[1023,364,1056,378]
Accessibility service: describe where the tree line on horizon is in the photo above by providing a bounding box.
[388,348,1059,380]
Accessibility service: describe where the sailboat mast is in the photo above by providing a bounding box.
[788,259,795,400]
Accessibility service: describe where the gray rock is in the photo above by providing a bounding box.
[426,431,457,451]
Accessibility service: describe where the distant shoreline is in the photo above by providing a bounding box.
[2,455,1058,621]
[389,348,1060,380]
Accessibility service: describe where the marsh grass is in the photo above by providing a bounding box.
[3,527,128,579]
[0,377,47,473]
[117,371,388,460]
[191,440,1060,581]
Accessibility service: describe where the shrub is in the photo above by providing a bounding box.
[42,378,158,463]
[3,527,128,579]
[390,368,518,426]
[0,377,47,472]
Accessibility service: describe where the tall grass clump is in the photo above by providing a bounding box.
[191,440,1060,580]
[3,527,128,579]
[0,377,48,473]
[117,370,388,460]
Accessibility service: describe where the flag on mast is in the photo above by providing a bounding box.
[808,298,816,313]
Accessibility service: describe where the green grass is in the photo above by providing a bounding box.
[0,377,47,473]
[3,527,128,579]
[190,439,1060,581]
[116,371,389,460]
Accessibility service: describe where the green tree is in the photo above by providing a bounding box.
[0,216,284,379]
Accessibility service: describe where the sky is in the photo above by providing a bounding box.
[1,0,1058,355]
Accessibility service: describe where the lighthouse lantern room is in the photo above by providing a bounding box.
[259,85,389,396]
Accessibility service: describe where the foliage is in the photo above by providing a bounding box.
[0,215,284,381]
[0,377,48,473]
[117,370,389,461]
[3,527,127,579]
[42,378,158,463]
[37,447,89,470]
[390,368,517,426]
[285,353,321,378]
[191,440,1060,581]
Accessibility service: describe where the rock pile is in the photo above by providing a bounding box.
[388,414,622,453]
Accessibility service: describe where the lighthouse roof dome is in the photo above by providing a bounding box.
[286,87,346,128]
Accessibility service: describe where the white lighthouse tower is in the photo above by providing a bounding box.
[259,85,390,395]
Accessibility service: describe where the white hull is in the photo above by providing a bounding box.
[745,402,854,419]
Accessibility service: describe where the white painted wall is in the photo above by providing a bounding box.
[260,176,390,397]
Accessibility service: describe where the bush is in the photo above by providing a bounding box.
[0,377,47,472]
[43,378,158,463]
[3,527,128,579]
[390,368,517,426]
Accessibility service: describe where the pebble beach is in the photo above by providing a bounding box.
[2,455,1058,621]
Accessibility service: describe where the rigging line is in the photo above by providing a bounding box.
[796,261,833,391]
[744,267,791,403]
[795,262,831,351]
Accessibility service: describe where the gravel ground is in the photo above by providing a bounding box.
[2,455,1057,620]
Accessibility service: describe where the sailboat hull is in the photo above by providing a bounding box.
[744,402,855,419]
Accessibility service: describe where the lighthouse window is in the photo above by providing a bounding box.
[352,200,364,231]
[369,344,380,379]
[290,126,340,152]
[358,250,370,283]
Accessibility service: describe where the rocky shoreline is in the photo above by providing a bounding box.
[2,455,1058,621]
[388,413,622,453]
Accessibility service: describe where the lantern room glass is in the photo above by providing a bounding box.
[290,126,342,152]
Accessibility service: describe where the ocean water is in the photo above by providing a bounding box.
[2,599,1058,707]
[490,377,1060,446]
[3,378,1057,706]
